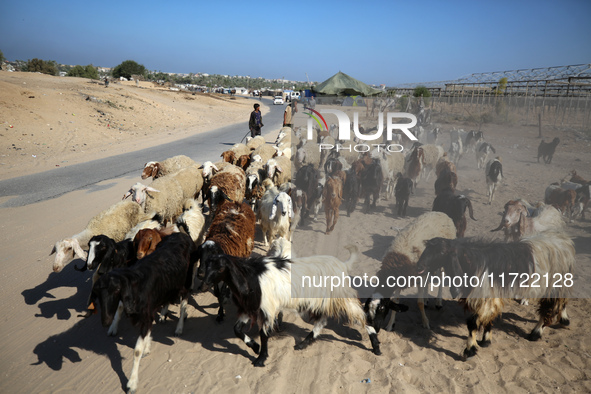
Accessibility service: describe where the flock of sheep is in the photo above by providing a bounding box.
[47,116,589,393]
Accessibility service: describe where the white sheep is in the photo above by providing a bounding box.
[169,164,204,201]
[200,161,233,182]
[123,176,185,224]
[265,156,291,188]
[251,143,276,164]
[246,135,266,150]
[141,155,196,180]
[176,198,207,244]
[230,143,251,159]
[50,200,153,272]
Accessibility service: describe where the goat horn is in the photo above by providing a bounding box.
[490,221,504,232]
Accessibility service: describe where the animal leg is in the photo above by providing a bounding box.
[478,322,493,347]
[418,286,430,329]
[174,298,188,336]
[528,298,567,341]
[295,315,327,350]
[234,316,259,354]
[214,283,225,322]
[365,323,381,355]
[253,329,269,367]
[127,330,151,394]
[107,301,124,336]
[158,304,169,323]
[463,314,479,359]
[385,289,401,331]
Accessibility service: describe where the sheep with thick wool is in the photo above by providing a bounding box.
[123,175,186,224]
[141,155,196,180]
[50,200,154,273]
[231,142,252,159]
[295,140,323,170]
[207,165,246,214]
[246,135,266,150]
[177,198,207,244]
[196,200,256,322]
[266,156,291,188]
[250,143,277,165]
[257,179,293,245]
[169,164,204,201]
[365,212,456,332]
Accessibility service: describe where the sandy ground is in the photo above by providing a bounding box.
[1,71,590,393]
[0,72,257,180]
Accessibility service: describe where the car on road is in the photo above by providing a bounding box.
[273,96,284,105]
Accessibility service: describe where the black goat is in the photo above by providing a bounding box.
[343,167,359,216]
[89,233,197,394]
[360,159,383,211]
[537,137,560,164]
[295,164,321,223]
[394,172,413,217]
[432,189,476,237]
[77,235,137,326]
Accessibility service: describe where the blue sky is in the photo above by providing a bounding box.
[1,0,589,86]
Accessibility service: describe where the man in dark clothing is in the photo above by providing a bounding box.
[249,103,263,137]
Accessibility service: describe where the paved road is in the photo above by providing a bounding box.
[0,98,284,208]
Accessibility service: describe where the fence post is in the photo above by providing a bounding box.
[538,113,542,138]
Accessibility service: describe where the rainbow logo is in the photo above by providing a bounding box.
[304,107,328,131]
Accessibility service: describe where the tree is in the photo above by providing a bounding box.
[413,85,431,107]
[112,60,146,80]
[496,77,508,95]
[67,64,99,79]
[413,85,431,99]
[25,58,58,76]
[0,49,6,65]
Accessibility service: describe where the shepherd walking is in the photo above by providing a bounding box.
[249,103,264,138]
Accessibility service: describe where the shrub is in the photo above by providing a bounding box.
[67,64,99,79]
[413,85,431,106]
[25,58,58,76]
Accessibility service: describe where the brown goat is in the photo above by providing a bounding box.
[220,151,236,164]
[434,168,458,196]
[406,147,425,186]
[569,170,588,185]
[133,226,177,259]
[435,155,457,178]
[545,186,576,220]
[236,154,251,171]
[323,176,343,235]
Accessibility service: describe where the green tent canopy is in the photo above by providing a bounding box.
[314,71,382,96]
